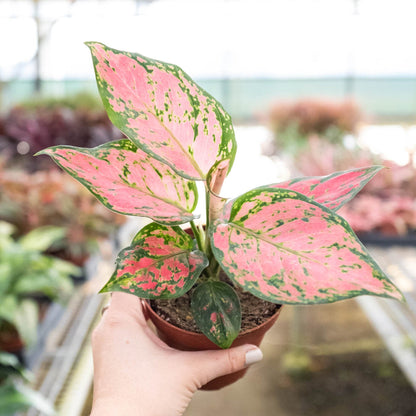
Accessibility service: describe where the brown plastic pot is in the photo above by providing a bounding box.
[144,301,282,390]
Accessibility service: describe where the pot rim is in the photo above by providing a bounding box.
[144,299,282,338]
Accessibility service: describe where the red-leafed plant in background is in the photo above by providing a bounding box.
[38,43,403,348]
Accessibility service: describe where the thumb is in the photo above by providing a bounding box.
[184,344,263,388]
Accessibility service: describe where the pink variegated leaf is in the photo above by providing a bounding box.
[86,42,236,180]
[191,281,241,349]
[210,188,403,305]
[263,166,382,211]
[101,223,208,298]
[37,140,198,225]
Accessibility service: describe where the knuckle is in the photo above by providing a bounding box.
[92,312,125,341]
[226,349,241,374]
[104,313,125,329]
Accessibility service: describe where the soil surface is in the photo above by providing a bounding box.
[151,282,280,333]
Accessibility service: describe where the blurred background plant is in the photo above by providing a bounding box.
[0,352,55,416]
[267,98,362,154]
[0,92,123,171]
[0,222,77,353]
[262,93,416,240]
[290,137,416,238]
[0,159,126,265]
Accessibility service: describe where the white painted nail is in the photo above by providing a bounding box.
[245,348,263,366]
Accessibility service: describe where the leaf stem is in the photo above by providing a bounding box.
[204,186,221,280]
[205,184,211,250]
[190,220,204,252]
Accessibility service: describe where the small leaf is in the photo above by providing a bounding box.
[210,188,403,305]
[19,226,65,252]
[0,352,20,368]
[0,382,33,416]
[0,296,18,327]
[0,382,56,416]
[86,42,237,180]
[13,300,39,347]
[102,223,208,298]
[0,352,29,381]
[264,166,382,211]
[191,281,241,349]
[13,383,56,416]
[0,222,15,237]
[14,260,75,300]
[38,140,198,225]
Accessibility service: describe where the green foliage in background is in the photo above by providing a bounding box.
[0,222,77,346]
[0,352,55,416]
[268,99,362,154]
[16,91,103,112]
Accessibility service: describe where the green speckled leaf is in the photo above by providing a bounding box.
[210,188,403,305]
[266,166,382,211]
[38,140,198,225]
[86,42,236,180]
[191,281,241,348]
[102,223,208,298]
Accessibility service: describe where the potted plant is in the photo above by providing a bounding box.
[0,222,77,353]
[266,98,362,154]
[0,93,123,172]
[38,43,403,389]
[0,352,55,415]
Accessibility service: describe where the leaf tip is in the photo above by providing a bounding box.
[394,288,407,303]
[34,149,49,157]
[377,284,406,303]
[85,41,107,57]
[99,284,111,294]
[371,164,385,174]
[84,41,102,49]
[218,338,235,349]
[35,146,59,158]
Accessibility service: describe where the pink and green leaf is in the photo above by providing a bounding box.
[86,42,236,180]
[191,281,241,348]
[38,140,198,225]
[102,223,208,298]
[210,188,403,305]
[263,166,382,211]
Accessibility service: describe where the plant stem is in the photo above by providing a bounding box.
[202,185,215,276]
[204,184,211,251]
[190,220,204,252]
[204,160,229,279]
[208,162,228,225]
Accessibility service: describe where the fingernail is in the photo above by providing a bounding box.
[245,347,263,366]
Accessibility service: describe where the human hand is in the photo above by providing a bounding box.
[90,292,263,416]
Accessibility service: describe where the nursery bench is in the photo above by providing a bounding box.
[357,245,416,391]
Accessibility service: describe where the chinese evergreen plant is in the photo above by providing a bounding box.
[38,43,403,348]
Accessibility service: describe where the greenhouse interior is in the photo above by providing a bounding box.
[1,0,416,415]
